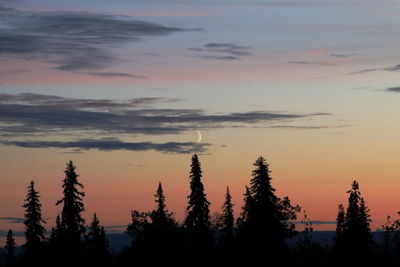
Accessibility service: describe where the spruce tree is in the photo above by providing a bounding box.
[237,186,255,227]
[184,154,212,258]
[221,186,234,238]
[150,183,179,265]
[49,214,64,245]
[151,182,171,225]
[55,160,85,247]
[335,181,372,262]
[218,186,235,262]
[85,213,109,264]
[238,156,300,263]
[345,181,372,250]
[86,213,107,251]
[5,229,16,266]
[335,204,346,255]
[336,204,346,233]
[23,181,46,259]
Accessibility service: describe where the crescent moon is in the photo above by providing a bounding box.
[196,131,202,143]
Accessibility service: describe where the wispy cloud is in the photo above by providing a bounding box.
[204,43,251,56]
[0,93,328,137]
[0,5,187,71]
[386,87,400,93]
[81,72,147,79]
[197,55,239,60]
[189,42,251,60]
[0,93,331,153]
[287,52,353,66]
[350,64,400,75]
[0,217,24,223]
[0,138,210,154]
[329,53,356,58]
[287,60,337,66]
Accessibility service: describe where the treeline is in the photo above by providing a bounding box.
[2,155,400,266]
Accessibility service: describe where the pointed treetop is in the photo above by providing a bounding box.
[23,180,46,252]
[222,186,234,232]
[155,182,166,215]
[190,154,202,179]
[5,229,16,253]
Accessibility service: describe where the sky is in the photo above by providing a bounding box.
[1,0,400,242]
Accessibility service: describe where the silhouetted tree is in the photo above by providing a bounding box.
[381,213,400,265]
[49,214,64,247]
[149,183,180,265]
[127,210,149,244]
[5,229,16,267]
[335,181,372,264]
[23,181,46,260]
[184,154,212,261]
[237,156,300,264]
[221,186,234,239]
[85,213,109,266]
[216,186,235,263]
[237,186,255,228]
[56,161,85,247]
[150,182,173,226]
[335,203,346,253]
[293,211,324,267]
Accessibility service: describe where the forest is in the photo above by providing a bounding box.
[2,155,400,267]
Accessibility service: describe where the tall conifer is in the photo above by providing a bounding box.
[23,181,46,258]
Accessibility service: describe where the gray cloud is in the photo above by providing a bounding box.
[0,93,328,138]
[197,55,239,60]
[385,65,400,71]
[386,87,400,93]
[0,6,186,71]
[329,53,355,58]
[204,43,251,56]
[0,93,171,110]
[189,42,251,60]
[0,138,210,154]
[350,64,400,75]
[0,93,331,153]
[82,72,147,79]
[0,217,24,223]
[270,124,351,130]
[287,60,335,66]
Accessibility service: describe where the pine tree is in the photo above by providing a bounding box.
[335,181,372,262]
[237,186,255,227]
[85,213,109,264]
[217,186,235,262]
[184,154,212,258]
[151,182,171,225]
[221,186,234,238]
[49,214,64,245]
[5,229,16,266]
[346,181,372,250]
[56,160,85,247]
[238,156,300,263]
[48,213,65,259]
[336,204,346,233]
[346,181,361,234]
[335,204,346,254]
[23,181,46,259]
[359,198,372,240]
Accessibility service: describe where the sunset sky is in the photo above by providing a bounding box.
[1,0,400,241]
